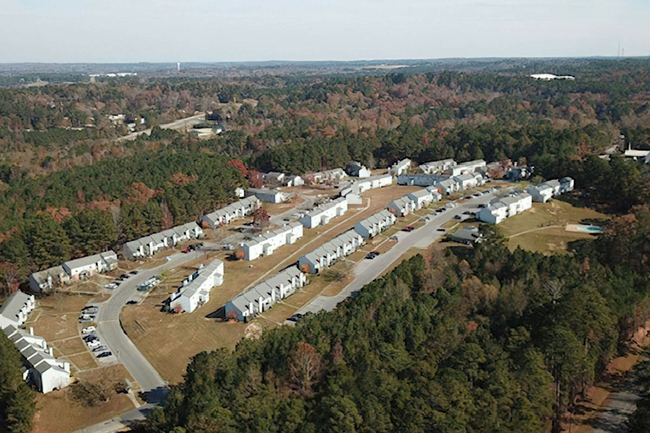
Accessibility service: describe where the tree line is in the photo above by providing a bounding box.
[143,203,650,432]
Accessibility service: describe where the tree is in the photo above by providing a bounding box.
[287,342,322,397]
[252,207,270,228]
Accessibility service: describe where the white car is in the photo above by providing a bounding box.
[82,326,96,335]
[87,340,101,349]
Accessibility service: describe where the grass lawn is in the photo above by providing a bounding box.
[498,199,608,254]
[32,365,136,433]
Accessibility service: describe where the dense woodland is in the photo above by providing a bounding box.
[143,204,650,433]
[2,60,650,287]
[0,332,35,433]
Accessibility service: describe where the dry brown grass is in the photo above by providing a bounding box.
[51,338,87,357]
[499,200,608,254]
[66,352,98,371]
[32,365,136,433]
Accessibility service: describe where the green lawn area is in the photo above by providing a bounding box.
[498,199,608,254]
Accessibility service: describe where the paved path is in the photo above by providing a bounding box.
[116,113,206,142]
[295,190,503,315]
[95,250,205,400]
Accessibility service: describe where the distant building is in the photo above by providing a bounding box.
[246,188,285,204]
[452,172,485,190]
[123,222,203,260]
[448,227,483,245]
[264,172,285,185]
[63,251,118,280]
[527,178,573,202]
[477,192,532,224]
[397,174,445,187]
[202,197,261,227]
[418,159,456,174]
[451,160,486,177]
[530,74,575,81]
[390,159,412,176]
[346,161,371,178]
[283,175,304,187]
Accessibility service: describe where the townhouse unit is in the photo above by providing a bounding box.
[354,210,397,239]
[355,174,393,193]
[300,197,348,229]
[407,189,437,208]
[0,290,36,329]
[477,192,532,224]
[390,158,412,176]
[451,159,486,176]
[425,186,443,202]
[452,172,485,190]
[436,178,460,195]
[388,196,417,217]
[283,175,304,187]
[242,223,304,261]
[28,265,70,294]
[246,187,285,204]
[2,325,71,393]
[123,222,203,260]
[201,196,261,228]
[264,172,285,185]
[560,177,575,193]
[527,178,575,202]
[397,174,445,187]
[346,161,371,178]
[418,158,457,174]
[169,259,224,313]
[225,265,308,321]
[298,230,365,274]
[63,251,119,280]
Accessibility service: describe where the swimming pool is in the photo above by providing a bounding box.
[574,225,603,234]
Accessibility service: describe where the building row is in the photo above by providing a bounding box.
[340,173,394,204]
[390,158,412,176]
[354,210,398,239]
[123,222,203,261]
[303,168,348,184]
[242,223,304,261]
[397,172,486,194]
[29,251,119,294]
[246,188,286,204]
[263,172,305,187]
[225,266,308,321]
[418,158,456,174]
[169,259,224,313]
[0,291,71,393]
[300,197,348,229]
[201,196,261,228]
[477,192,533,224]
[526,177,574,203]
[387,189,440,217]
[298,230,365,274]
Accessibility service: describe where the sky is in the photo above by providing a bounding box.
[0,0,649,63]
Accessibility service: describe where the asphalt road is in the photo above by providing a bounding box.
[95,250,204,399]
[295,189,504,315]
[117,112,206,142]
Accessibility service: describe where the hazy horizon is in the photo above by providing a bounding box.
[1,0,649,63]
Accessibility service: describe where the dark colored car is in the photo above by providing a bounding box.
[126,300,137,305]
[97,352,113,358]
[402,226,415,232]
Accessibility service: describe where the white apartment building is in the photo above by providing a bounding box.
[354,210,397,239]
[201,196,261,227]
[300,197,348,229]
[242,223,303,261]
[451,160,486,176]
[169,259,224,313]
[298,230,365,274]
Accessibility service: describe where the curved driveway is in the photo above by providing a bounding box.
[96,250,204,399]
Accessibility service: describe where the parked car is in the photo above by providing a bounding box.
[105,283,117,290]
[287,313,304,323]
[83,334,98,342]
[437,228,446,232]
[126,300,137,305]
[365,252,378,260]
[82,326,96,335]
[181,248,191,254]
[87,340,101,349]
[97,351,113,358]
[130,270,139,275]
[402,226,415,232]
[120,274,129,279]
[92,345,107,353]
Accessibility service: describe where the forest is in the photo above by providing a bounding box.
[0,330,35,433]
[143,204,650,433]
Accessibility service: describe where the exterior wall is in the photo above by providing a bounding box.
[41,369,72,394]
[243,225,303,261]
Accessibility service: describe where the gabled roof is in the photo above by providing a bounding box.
[407,189,432,200]
[0,291,32,322]
[304,197,347,218]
